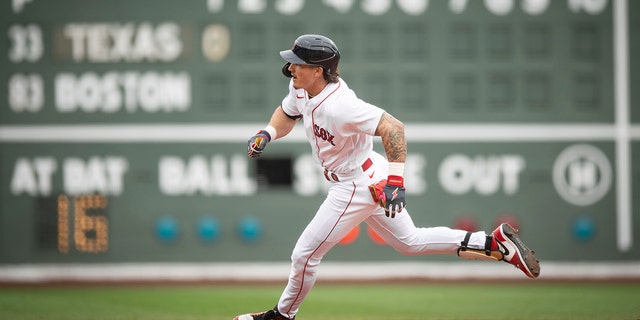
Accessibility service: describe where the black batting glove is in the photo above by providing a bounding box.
[247,130,271,158]
[381,176,406,218]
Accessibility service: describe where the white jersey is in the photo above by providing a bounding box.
[281,78,385,175]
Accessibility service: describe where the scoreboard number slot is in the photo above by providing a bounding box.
[56,194,109,254]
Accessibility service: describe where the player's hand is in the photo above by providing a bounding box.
[247,130,272,158]
[380,176,406,218]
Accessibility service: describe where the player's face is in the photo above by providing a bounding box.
[288,64,324,93]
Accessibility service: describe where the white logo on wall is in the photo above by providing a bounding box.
[552,144,612,206]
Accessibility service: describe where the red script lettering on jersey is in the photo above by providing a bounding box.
[313,124,335,146]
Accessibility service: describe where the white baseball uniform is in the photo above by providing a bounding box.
[275,78,488,319]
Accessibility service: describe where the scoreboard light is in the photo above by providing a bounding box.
[56,194,109,254]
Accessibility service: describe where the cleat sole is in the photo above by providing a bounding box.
[501,224,540,278]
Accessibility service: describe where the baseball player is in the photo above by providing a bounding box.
[235,34,540,320]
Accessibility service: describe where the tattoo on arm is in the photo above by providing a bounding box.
[375,113,407,163]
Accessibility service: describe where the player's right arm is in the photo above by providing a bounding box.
[247,106,299,158]
[267,105,299,139]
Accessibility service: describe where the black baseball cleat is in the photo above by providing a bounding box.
[492,223,541,278]
[234,308,293,320]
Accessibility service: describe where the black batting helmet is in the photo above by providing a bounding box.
[280,34,340,79]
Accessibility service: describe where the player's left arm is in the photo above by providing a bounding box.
[374,112,407,217]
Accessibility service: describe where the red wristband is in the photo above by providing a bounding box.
[387,175,404,187]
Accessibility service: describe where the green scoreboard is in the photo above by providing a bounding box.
[1,0,638,264]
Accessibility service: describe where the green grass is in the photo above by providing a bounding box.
[0,283,639,320]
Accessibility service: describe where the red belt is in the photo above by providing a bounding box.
[324,158,373,182]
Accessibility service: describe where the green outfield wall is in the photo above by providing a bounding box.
[1,0,638,264]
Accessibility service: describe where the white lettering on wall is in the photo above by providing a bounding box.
[438,154,525,195]
[63,22,182,63]
[55,71,191,113]
[159,154,256,196]
[63,157,128,196]
[10,156,128,196]
[10,157,57,196]
[208,0,606,16]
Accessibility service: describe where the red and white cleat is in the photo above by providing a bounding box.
[492,223,541,278]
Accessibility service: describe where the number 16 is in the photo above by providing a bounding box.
[57,194,109,254]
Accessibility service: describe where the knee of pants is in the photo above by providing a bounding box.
[389,241,423,256]
[390,237,459,256]
[385,233,432,256]
[290,247,322,274]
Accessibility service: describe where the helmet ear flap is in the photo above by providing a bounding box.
[282,62,292,78]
